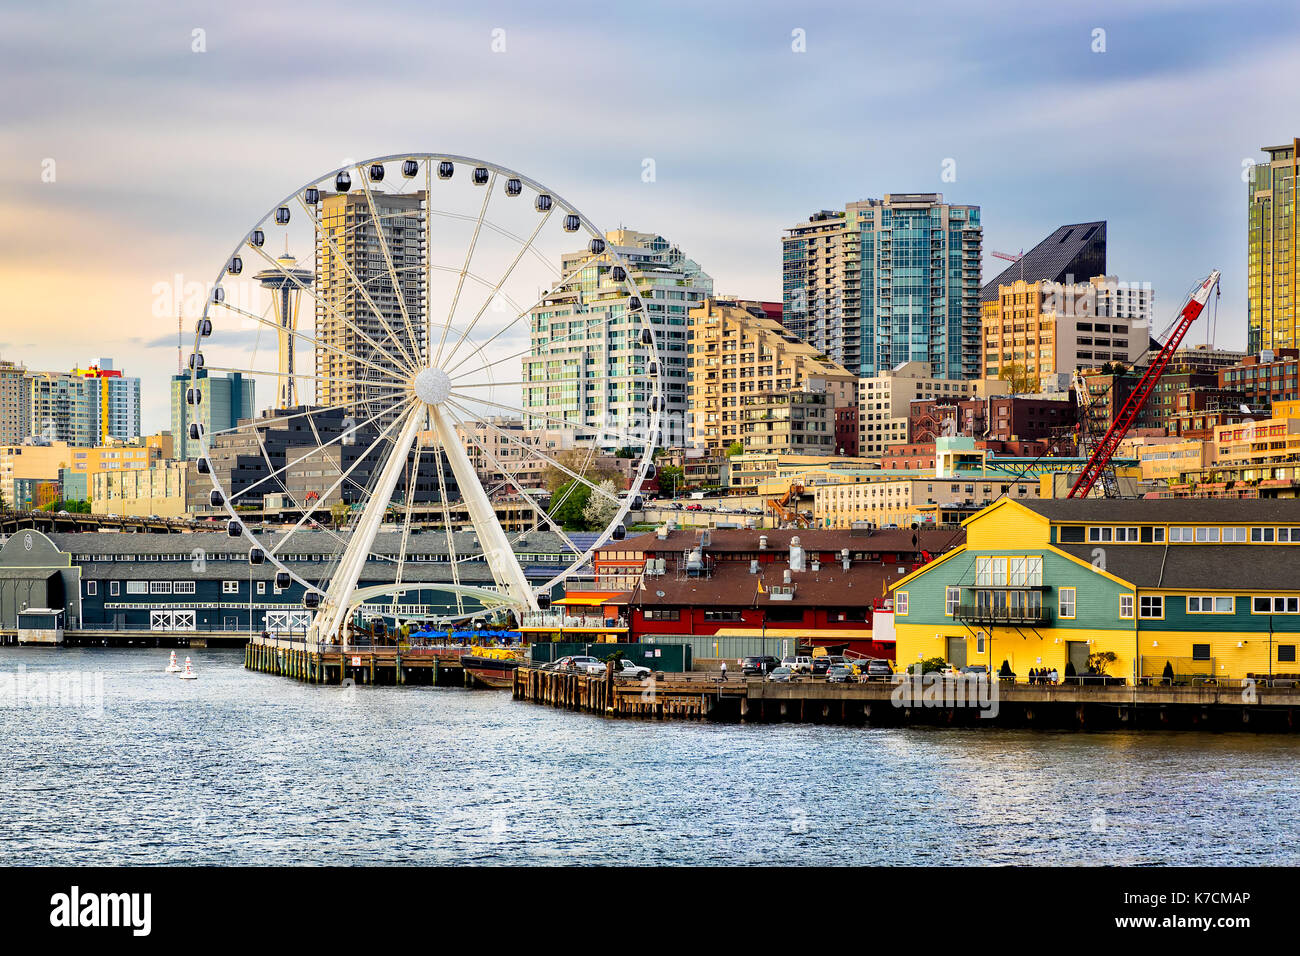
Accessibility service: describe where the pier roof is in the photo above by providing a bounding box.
[1023,499,1300,523]
[1056,543,1300,591]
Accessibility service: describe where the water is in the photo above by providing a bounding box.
[2,647,1298,865]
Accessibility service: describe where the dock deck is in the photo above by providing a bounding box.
[513,666,1300,731]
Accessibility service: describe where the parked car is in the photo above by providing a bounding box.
[826,665,855,683]
[863,659,894,681]
[685,503,703,511]
[741,655,780,676]
[549,655,605,675]
[811,657,831,676]
[766,666,795,682]
[614,659,652,679]
[782,655,814,674]
[960,664,990,677]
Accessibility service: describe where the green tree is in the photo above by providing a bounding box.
[549,480,592,531]
[725,441,744,457]
[657,464,685,497]
[329,501,350,530]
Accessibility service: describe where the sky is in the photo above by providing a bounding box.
[2,0,1299,434]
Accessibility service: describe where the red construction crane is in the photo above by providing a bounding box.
[1067,270,1221,499]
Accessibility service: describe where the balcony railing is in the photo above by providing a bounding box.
[953,604,1053,625]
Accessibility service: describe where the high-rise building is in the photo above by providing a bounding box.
[1248,139,1299,353]
[782,194,983,379]
[0,358,29,444]
[315,190,427,411]
[523,229,712,448]
[981,275,1152,386]
[26,372,98,445]
[979,221,1107,305]
[171,369,256,459]
[687,297,857,453]
[71,359,142,442]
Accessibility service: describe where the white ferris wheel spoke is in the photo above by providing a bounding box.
[447,391,653,448]
[211,298,406,385]
[447,301,639,384]
[444,402,579,554]
[269,405,411,557]
[428,424,467,615]
[243,233,416,377]
[433,168,496,367]
[297,196,426,375]
[441,245,609,379]
[438,204,554,373]
[445,398,621,505]
[357,168,424,370]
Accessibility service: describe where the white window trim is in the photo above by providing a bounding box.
[1058,587,1076,620]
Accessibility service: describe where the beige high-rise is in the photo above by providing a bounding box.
[315,191,426,411]
[688,297,857,453]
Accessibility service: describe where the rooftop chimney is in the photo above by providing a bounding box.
[749,559,758,574]
[841,547,850,571]
[759,534,768,550]
[783,569,792,585]
[789,535,805,572]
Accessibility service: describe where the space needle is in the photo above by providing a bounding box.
[254,251,314,408]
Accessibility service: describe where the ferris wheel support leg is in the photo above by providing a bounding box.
[428,404,538,614]
[311,404,424,647]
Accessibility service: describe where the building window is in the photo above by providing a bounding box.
[110,581,120,596]
[975,632,986,654]
[1059,587,1076,620]
[895,591,908,616]
[257,582,266,595]
[1252,527,1277,542]
[1194,527,1220,542]
[1119,595,1134,619]
[945,586,960,616]
[1169,527,1195,542]
[1139,595,1164,619]
[126,581,148,595]
[1192,643,1211,661]
[1151,527,1166,543]
[1187,595,1233,613]
[1280,645,1297,663]
[149,581,172,594]
[1221,527,1247,543]
[174,581,196,595]
[223,581,239,594]
[1253,596,1300,614]
[86,581,97,596]
[642,609,679,621]
[702,610,742,622]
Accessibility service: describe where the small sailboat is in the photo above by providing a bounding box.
[177,656,198,680]
[164,650,181,673]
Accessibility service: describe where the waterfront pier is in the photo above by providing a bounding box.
[513,666,1300,731]
[244,632,472,687]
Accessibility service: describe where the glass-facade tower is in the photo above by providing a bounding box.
[783,194,981,379]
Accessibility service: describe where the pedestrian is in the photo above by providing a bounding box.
[720,660,728,683]
[1051,667,1059,685]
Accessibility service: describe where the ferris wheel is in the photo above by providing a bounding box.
[187,153,662,641]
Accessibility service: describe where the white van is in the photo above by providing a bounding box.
[782,655,813,674]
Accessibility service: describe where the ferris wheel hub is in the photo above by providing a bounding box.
[413,367,452,406]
